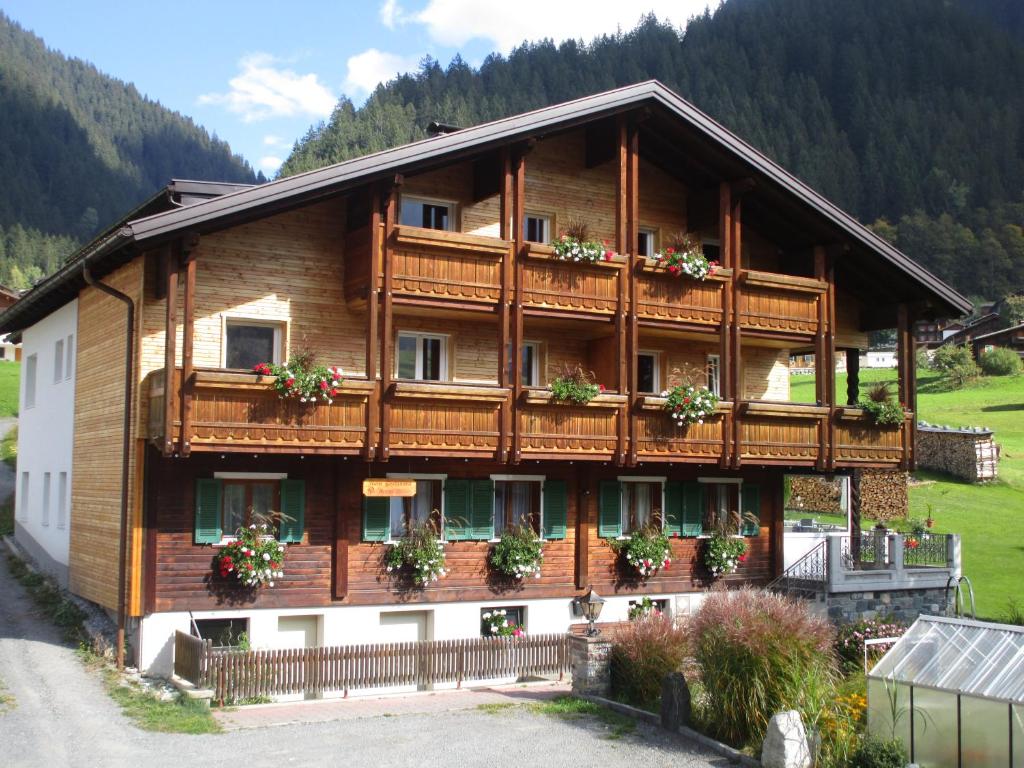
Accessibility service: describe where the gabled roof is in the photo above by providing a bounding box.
[0,80,971,334]
[973,321,1024,342]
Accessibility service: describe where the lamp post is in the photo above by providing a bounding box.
[579,586,605,637]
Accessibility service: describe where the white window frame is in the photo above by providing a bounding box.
[386,472,447,543]
[396,331,449,381]
[18,471,29,521]
[521,341,541,387]
[616,475,667,537]
[213,471,288,543]
[41,472,51,527]
[221,316,285,368]
[65,334,74,381]
[400,195,457,232]
[57,472,68,530]
[637,350,660,394]
[707,353,721,396]
[638,227,658,257]
[489,474,546,541]
[54,338,64,384]
[24,354,37,409]
[524,213,552,244]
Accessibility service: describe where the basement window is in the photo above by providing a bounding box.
[193,618,249,649]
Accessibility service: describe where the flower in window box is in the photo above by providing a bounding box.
[254,349,344,405]
[490,523,544,580]
[653,232,713,280]
[217,524,287,588]
[611,524,672,580]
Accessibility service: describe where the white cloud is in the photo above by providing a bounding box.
[343,48,421,95]
[259,155,284,173]
[198,53,336,123]
[263,134,284,146]
[379,0,404,29]
[412,0,712,51]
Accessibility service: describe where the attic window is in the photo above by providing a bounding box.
[400,196,454,231]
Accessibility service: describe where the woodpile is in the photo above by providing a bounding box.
[788,476,844,514]
[916,425,998,482]
[855,469,908,523]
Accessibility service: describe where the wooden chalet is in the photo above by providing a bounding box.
[0,82,970,677]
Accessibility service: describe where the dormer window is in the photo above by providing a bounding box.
[400,196,454,231]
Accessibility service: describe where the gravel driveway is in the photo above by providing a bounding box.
[0,554,733,768]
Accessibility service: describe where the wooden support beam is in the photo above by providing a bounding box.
[718,182,733,469]
[365,186,383,460]
[614,117,628,466]
[896,303,915,469]
[332,464,348,599]
[825,253,837,470]
[161,245,178,456]
[813,245,828,470]
[626,124,640,466]
[179,241,197,456]
[379,180,402,461]
[511,149,527,464]
[574,469,590,590]
[771,474,785,578]
[729,195,743,468]
[497,148,513,463]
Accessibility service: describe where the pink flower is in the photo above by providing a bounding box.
[603,251,613,261]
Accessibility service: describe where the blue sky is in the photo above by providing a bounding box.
[2,1,710,177]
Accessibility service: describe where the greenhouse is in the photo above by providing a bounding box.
[867,615,1024,767]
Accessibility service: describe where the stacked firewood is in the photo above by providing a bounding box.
[788,476,843,513]
[856,469,908,522]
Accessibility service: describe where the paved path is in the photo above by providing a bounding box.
[0,555,733,768]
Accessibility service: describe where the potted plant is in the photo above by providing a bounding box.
[217,523,286,588]
[702,509,757,577]
[549,364,604,404]
[611,523,671,579]
[652,232,716,280]
[551,219,615,264]
[253,349,343,405]
[490,522,544,580]
[660,363,719,426]
[858,382,906,426]
[481,609,525,637]
[384,518,448,586]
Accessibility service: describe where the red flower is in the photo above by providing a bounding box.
[672,531,679,538]
[599,384,606,392]
[666,247,676,255]
[668,265,679,274]
[738,554,748,563]
[320,380,328,390]
[329,388,338,397]
[286,377,295,387]
[683,396,690,404]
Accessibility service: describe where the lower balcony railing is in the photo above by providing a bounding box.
[149,368,909,466]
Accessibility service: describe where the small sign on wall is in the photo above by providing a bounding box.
[362,479,417,497]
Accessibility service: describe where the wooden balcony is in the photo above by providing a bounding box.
[736,401,827,466]
[386,381,508,458]
[520,244,623,319]
[633,397,730,462]
[635,260,729,329]
[517,390,626,461]
[834,407,909,465]
[737,270,826,337]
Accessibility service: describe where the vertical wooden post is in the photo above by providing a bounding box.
[333,463,348,599]
[626,123,640,466]
[574,469,590,590]
[846,348,860,406]
[162,245,178,456]
[511,149,527,464]
[718,182,733,469]
[825,252,837,470]
[730,195,743,469]
[379,178,401,461]
[771,472,785,578]
[614,117,628,466]
[896,303,915,469]
[365,186,382,460]
[179,240,197,457]
[498,148,513,463]
[813,245,832,470]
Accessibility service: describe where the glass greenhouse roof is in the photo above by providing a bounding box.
[869,615,1024,704]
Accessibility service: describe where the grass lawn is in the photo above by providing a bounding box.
[0,362,18,418]
[791,369,1024,620]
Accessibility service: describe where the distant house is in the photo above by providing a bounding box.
[0,285,21,362]
[972,322,1024,360]
[861,348,897,368]
[942,313,1003,348]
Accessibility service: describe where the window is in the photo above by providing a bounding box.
[702,238,721,263]
[637,351,659,393]
[57,472,68,529]
[53,339,64,383]
[24,354,36,408]
[638,228,657,257]
[707,354,721,396]
[400,197,454,231]
[481,606,524,636]
[41,472,51,527]
[18,472,28,521]
[521,341,540,387]
[193,618,249,649]
[225,320,282,370]
[389,478,442,538]
[621,480,663,533]
[493,479,541,533]
[65,334,74,380]
[397,332,447,381]
[221,479,278,536]
[524,214,550,244]
[697,478,759,536]
[0,348,5,359]
[194,475,305,544]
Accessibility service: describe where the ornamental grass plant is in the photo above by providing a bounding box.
[688,587,837,748]
[610,612,688,708]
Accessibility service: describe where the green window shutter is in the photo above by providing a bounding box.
[681,482,705,536]
[542,479,567,540]
[741,484,761,536]
[362,496,390,542]
[470,479,495,540]
[278,479,306,543]
[443,478,471,541]
[598,480,622,538]
[194,478,223,544]
[664,481,683,536]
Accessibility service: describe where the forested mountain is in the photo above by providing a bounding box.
[0,12,258,289]
[283,0,1024,303]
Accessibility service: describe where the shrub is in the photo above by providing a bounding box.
[610,613,688,708]
[978,346,1022,376]
[858,382,905,426]
[930,343,980,389]
[847,736,906,768]
[688,587,837,747]
[835,617,907,674]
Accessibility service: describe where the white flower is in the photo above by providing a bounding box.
[268,581,275,587]
[482,612,491,619]
[263,552,271,561]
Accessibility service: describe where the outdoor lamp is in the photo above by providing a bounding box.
[580,586,605,637]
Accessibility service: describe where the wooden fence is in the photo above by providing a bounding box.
[173,631,569,703]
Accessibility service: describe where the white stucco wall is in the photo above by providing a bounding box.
[14,299,77,584]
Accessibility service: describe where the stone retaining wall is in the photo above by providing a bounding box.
[917,425,998,482]
[826,587,950,623]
